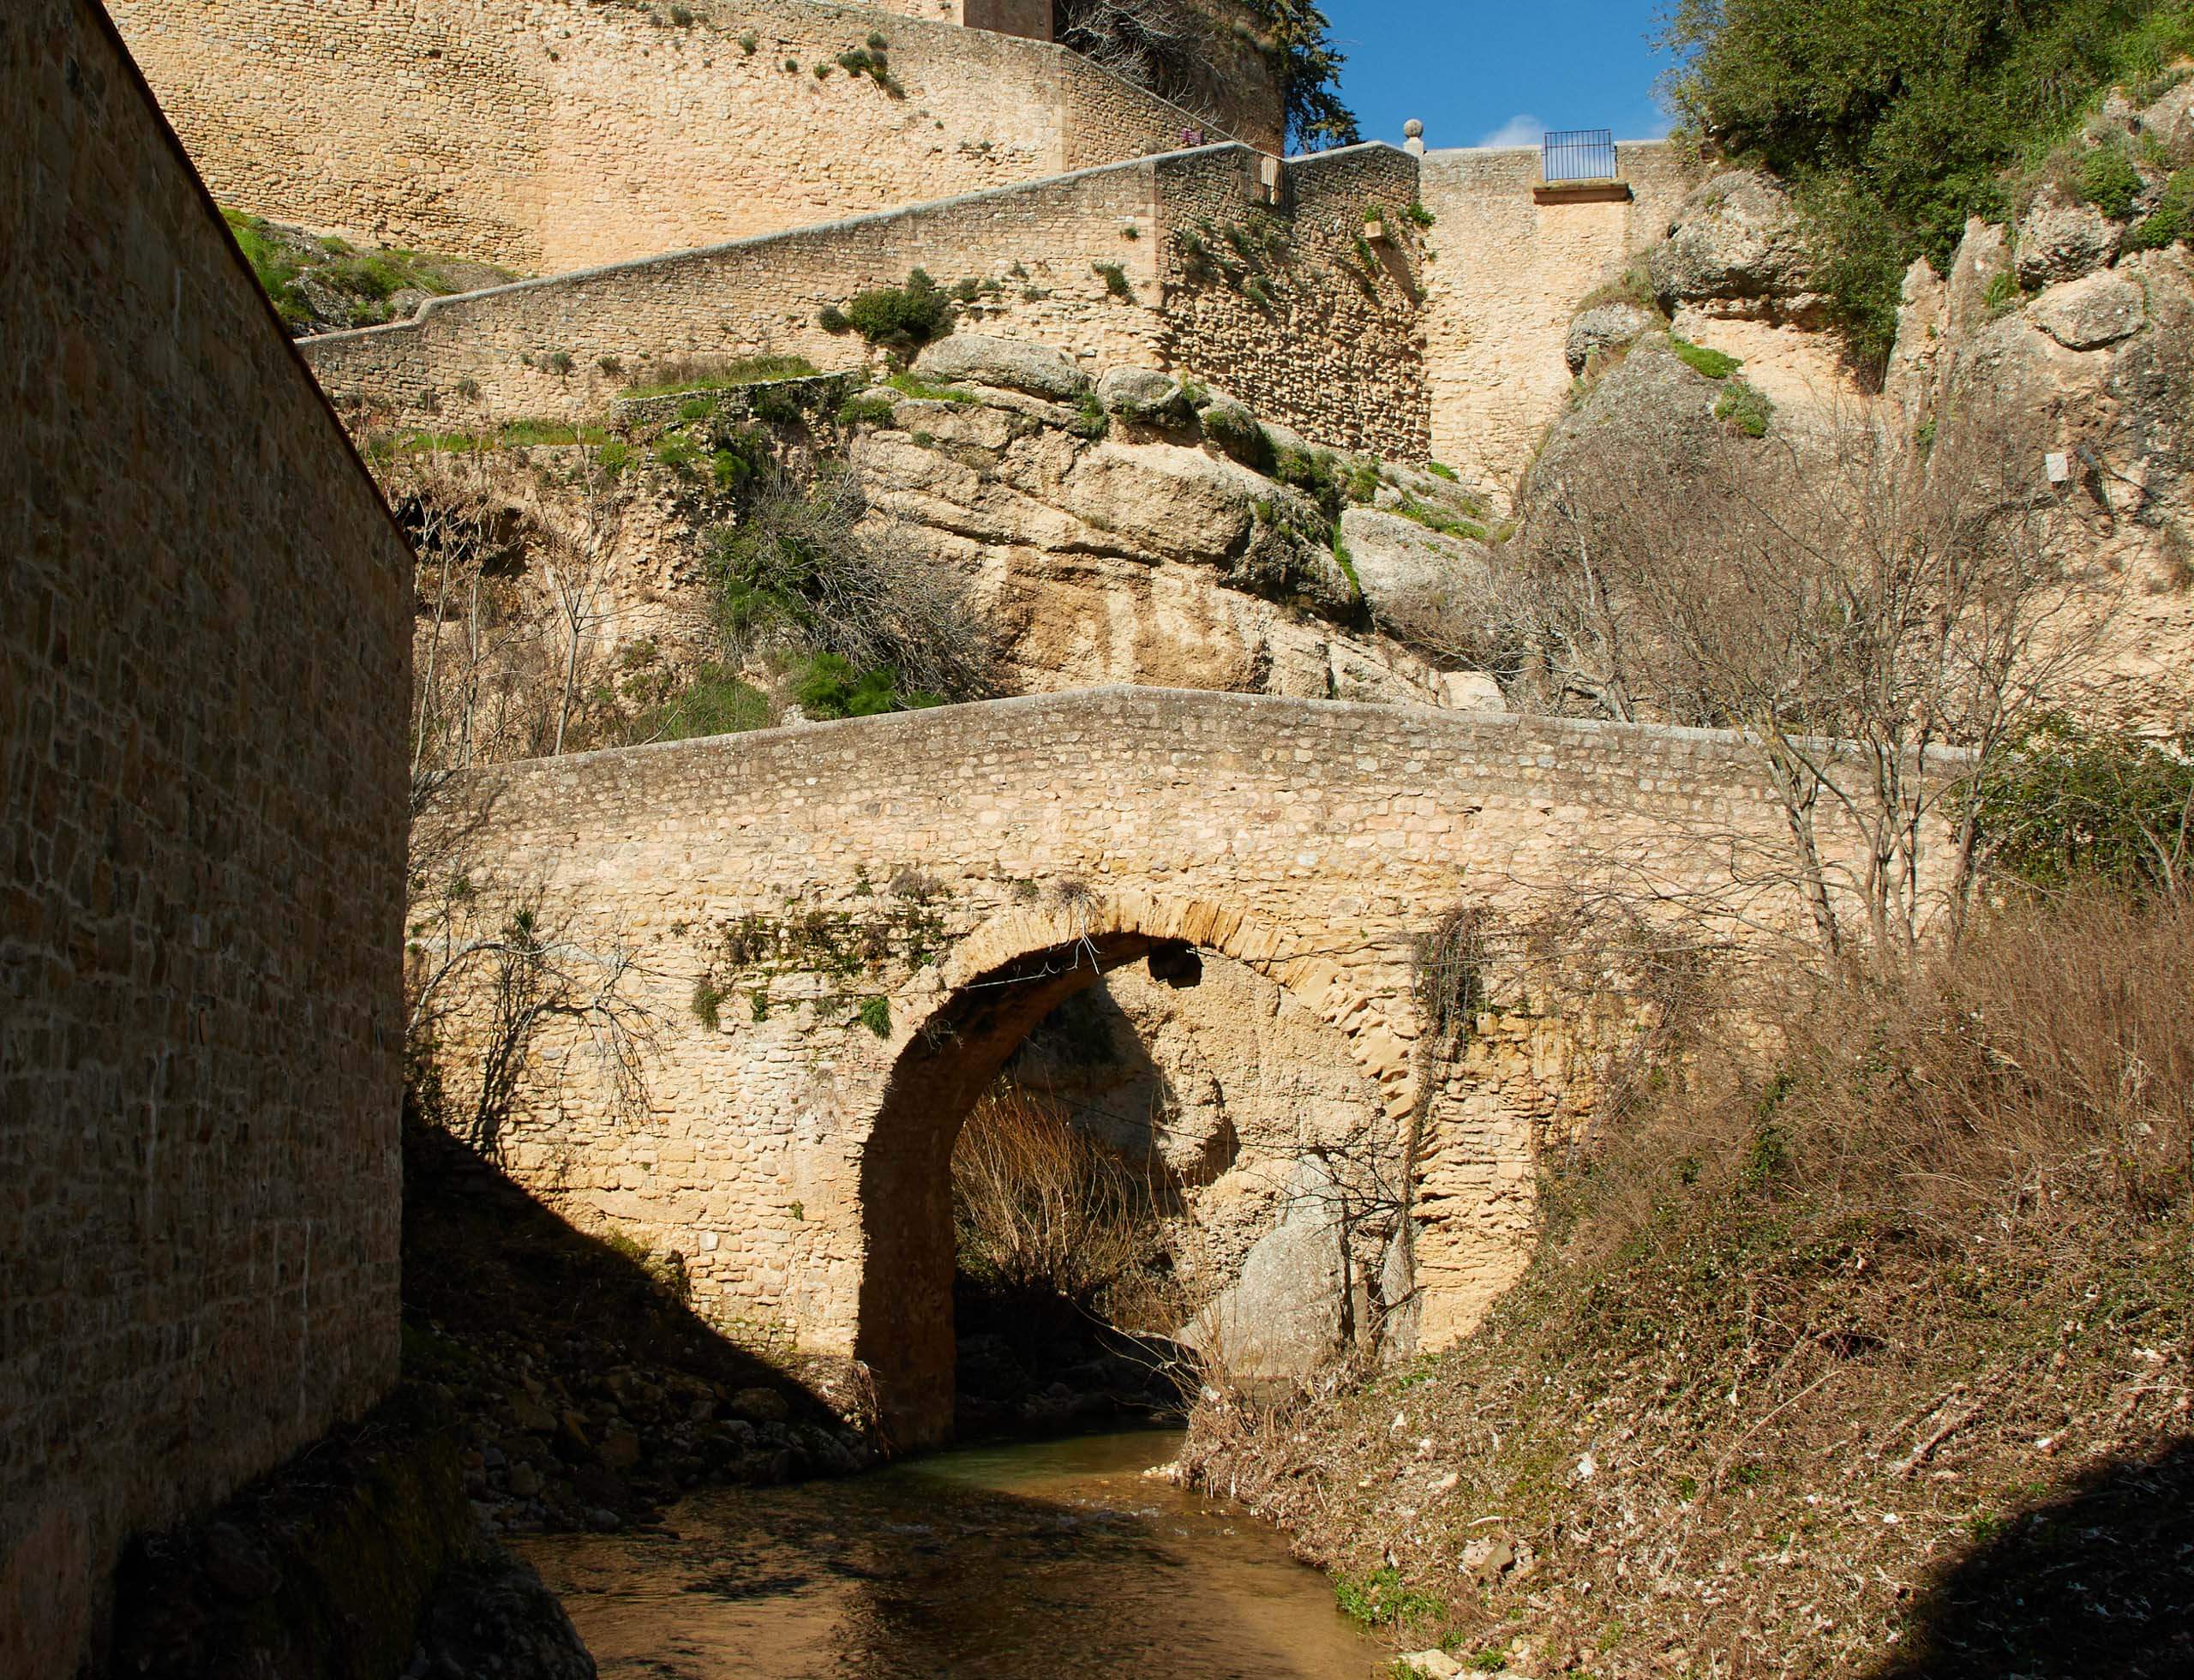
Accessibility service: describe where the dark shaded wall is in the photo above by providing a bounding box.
[0,2,413,1669]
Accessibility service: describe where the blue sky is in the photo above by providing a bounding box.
[1321,1,1675,152]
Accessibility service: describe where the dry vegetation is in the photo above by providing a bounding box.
[1178,889,2194,1676]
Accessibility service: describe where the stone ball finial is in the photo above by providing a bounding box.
[1404,119,1424,138]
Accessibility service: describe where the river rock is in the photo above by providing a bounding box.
[914,333,1090,401]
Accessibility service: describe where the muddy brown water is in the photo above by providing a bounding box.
[525,1428,1388,1677]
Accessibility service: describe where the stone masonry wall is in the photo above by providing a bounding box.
[1,3,413,1671]
[103,0,1257,275]
[303,142,1436,461]
[1158,142,1430,459]
[415,688,1855,1437]
[1418,141,1698,499]
[304,156,1172,427]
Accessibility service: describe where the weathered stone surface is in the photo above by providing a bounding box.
[1340,507,1488,605]
[1565,301,1659,374]
[1183,1160,1350,1381]
[1945,218,2016,333]
[1649,170,1814,318]
[2016,183,2122,288]
[1530,334,1725,492]
[1439,670,1507,711]
[1096,364,1192,426]
[2137,74,2194,155]
[915,333,1093,402]
[2029,270,2147,349]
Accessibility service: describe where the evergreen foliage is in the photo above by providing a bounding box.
[1663,0,2194,365]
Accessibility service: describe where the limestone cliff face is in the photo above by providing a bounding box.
[398,346,1500,767]
[1534,121,2194,732]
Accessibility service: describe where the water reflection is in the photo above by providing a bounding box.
[526,1430,1383,1677]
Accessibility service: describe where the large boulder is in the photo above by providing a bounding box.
[2137,74,2194,155]
[1649,170,1815,319]
[1340,507,1490,607]
[1059,441,1262,561]
[1181,1160,1352,1381]
[2016,183,2122,288]
[2030,270,2147,350]
[912,333,1091,402]
[1095,365,1193,428]
[1528,333,1728,497]
[1565,301,1659,374]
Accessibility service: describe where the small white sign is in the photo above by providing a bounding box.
[2046,451,2072,484]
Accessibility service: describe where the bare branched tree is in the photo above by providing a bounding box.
[1409,397,2113,965]
[405,867,659,1158]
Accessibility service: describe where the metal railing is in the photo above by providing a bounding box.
[1542,129,1618,183]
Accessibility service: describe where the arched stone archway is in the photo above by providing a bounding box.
[852,894,1406,1445]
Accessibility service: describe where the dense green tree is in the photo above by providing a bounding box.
[1663,0,2194,366]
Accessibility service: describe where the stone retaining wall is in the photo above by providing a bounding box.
[103,0,1272,273]
[1418,141,1699,497]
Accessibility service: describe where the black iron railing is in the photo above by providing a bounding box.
[1542,129,1618,183]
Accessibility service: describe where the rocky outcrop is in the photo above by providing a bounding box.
[1564,301,1660,375]
[911,333,1091,402]
[2016,183,2122,287]
[1649,170,1821,323]
[2029,269,2147,350]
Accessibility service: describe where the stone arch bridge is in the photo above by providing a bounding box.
[426,688,1807,1443]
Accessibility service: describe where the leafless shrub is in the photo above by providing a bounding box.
[1452,396,2115,964]
[703,464,996,702]
[950,1084,1162,1311]
[1056,0,1227,121]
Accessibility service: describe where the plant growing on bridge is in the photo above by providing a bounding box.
[819,268,953,357]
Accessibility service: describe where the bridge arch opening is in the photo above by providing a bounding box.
[853,902,1402,1448]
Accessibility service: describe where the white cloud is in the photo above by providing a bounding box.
[1477,113,1546,149]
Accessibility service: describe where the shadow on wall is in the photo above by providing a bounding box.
[1873,1437,2194,1677]
[399,1127,868,1513]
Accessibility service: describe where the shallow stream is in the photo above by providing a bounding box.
[525,1428,1386,1677]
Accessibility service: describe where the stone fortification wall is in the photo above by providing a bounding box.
[1159,142,1430,458]
[1418,141,1697,497]
[305,155,1171,425]
[104,0,1258,275]
[1,2,413,1671]
[304,141,1436,460]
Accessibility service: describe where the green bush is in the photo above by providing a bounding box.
[837,392,900,428]
[2126,166,2194,247]
[834,268,953,355]
[1671,336,1741,380]
[645,666,773,745]
[792,652,940,719]
[1976,717,2194,897]
[1715,377,1776,437]
[1664,0,2194,366]
[2077,141,2148,219]
[1093,261,1133,298]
